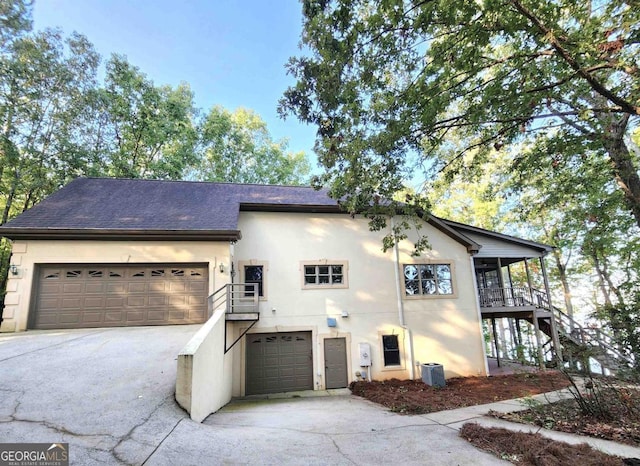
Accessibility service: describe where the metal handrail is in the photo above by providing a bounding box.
[208,283,259,317]
[478,286,534,307]
[478,285,634,369]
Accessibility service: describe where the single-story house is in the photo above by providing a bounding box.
[0,178,558,420]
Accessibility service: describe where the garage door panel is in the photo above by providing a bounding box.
[61,298,82,309]
[169,296,187,306]
[105,297,125,307]
[58,313,81,324]
[148,296,167,306]
[104,311,123,322]
[33,264,208,329]
[188,282,206,292]
[128,283,146,293]
[83,312,103,323]
[147,310,167,321]
[126,311,145,322]
[246,331,313,395]
[106,283,126,293]
[189,310,205,320]
[126,296,145,307]
[169,282,187,292]
[63,283,83,293]
[84,297,105,308]
[85,283,105,293]
[149,282,167,292]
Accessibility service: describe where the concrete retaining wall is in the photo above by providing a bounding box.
[176,308,232,422]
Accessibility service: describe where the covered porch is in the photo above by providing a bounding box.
[442,220,562,369]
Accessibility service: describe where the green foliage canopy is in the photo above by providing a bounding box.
[281,0,640,228]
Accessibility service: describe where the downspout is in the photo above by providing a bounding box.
[391,217,416,380]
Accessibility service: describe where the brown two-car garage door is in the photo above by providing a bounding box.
[32,264,208,330]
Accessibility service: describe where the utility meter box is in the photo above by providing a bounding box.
[421,363,445,388]
[359,343,371,367]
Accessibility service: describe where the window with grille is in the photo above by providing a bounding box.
[403,263,453,296]
[301,262,348,289]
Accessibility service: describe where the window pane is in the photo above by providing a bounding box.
[382,335,401,366]
[318,266,329,275]
[319,275,329,284]
[405,280,419,295]
[331,265,342,274]
[332,274,343,284]
[422,279,437,294]
[403,265,418,280]
[436,264,451,280]
[419,265,434,279]
[245,265,264,297]
[305,266,316,275]
[245,266,263,281]
[305,274,316,284]
[438,279,453,294]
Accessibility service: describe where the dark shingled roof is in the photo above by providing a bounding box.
[0,178,341,241]
[0,177,484,251]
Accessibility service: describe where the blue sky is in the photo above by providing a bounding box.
[32,0,318,163]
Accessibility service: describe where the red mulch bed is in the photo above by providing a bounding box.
[460,423,626,465]
[349,372,571,414]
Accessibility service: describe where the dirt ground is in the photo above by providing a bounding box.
[349,371,571,414]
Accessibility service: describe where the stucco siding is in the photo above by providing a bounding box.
[234,212,487,394]
[2,240,231,332]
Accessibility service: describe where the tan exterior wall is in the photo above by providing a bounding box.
[232,212,487,396]
[176,308,233,422]
[1,240,231,332]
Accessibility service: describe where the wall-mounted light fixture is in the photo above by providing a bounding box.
[9,264,18,276]
[341,310,349,318]
[219,263,225,273]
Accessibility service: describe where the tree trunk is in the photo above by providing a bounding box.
[603,115,640,229]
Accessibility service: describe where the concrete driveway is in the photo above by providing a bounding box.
[0,327,505,465]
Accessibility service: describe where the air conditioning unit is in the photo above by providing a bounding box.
[421,363,445,388]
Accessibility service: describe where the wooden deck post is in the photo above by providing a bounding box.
[532,311,546,370]
[491,317,500,367]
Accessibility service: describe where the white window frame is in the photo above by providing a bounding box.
[300,260,349,289]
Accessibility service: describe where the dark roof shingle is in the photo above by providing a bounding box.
[0,178,339,240]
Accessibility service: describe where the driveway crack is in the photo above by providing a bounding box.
[111,394,182,465]
[141,418,185,465]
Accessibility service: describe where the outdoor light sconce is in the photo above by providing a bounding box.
[219,263,225,273]
[9,264,18,276]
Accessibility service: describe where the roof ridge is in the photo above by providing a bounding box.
[79,176,322,190]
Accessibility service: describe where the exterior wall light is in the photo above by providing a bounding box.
[219,263,225,273]
[9,264,18,276]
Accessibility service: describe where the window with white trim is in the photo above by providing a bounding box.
[403,263,453,296]
[301,261,348,289]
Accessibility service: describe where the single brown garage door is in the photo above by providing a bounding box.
[32,264,208,329]
[245,331,313,395]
